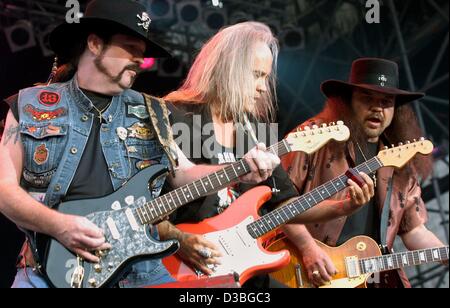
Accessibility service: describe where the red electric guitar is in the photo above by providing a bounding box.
[163,139,434,285]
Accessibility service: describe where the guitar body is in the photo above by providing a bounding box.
[163,186,291,285]
[268,236,382,288]
[35,165,179,288]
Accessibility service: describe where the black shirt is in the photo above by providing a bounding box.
[167,103,299,224]
[8,90,114,201]
[337,142,380,245]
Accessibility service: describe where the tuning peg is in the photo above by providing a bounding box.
[420,137,425,141]
[413,139,417,142]
[304,126,311,131]
[296,127,302,132]
[406,141,411,144]
[321,124,328,128]
[391,144,395,149]
[398,142,404,146]
[337,121,344,125]
[312,125,319,129]
[383,146,389,150]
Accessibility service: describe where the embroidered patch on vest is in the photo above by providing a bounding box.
[127,104,149,120]
[25,124,65,138]
[127,122,154,140]
[136,160,159,170]
[33,144,49,165]
[23,168,56,188]
[24,104,67,122]
[38,91,61,106]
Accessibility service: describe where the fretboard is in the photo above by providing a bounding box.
[135,140,292,225]
[247,156,383,239]
[358,246,449,274]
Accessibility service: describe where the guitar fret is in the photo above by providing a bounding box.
[280,208,292,222]
[199,179,207,194]
[386,256,393,269]
[322,184,332,197]
[192,182,201,198]
[304,194,314,209]
[185,186,194,200]
[401,253,409,266]
[153,200,163,217]
[240,160,248,173]
[222,170,230,182]
[135,208,144,224]
[147,202,158,221]
[408,251,415,266]
[180,187,189,203]
[174,190,182,206]
[231,164,239,177]
[163,194,174,211]
[312,189,324,202]
[207,175,214,189]
[161,198,169,214]
[215,173,222,186]
[288,203,299,216]
[435,249,440,261]
[284,203,296,219]
[142,205,151,223]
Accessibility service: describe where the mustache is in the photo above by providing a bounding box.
[111,64,143,83]
[123,63,143,74]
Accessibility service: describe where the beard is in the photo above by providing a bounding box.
[94,53,141,90]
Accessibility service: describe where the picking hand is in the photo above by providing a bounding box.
[240,143,280,184]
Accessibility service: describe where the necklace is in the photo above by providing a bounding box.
[356,142,377,188]
[91,101,112,123]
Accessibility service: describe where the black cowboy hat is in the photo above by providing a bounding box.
[321,58,424,105]
[50,0,171,60]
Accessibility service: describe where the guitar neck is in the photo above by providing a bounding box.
[136,140,291,225]
[247,156,384,239]
[358,246,449,274]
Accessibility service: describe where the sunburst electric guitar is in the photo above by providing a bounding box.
[268,235,449,288]
[37,122,349,288]
[163,139,435,285]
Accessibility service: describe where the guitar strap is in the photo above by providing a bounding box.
[379,175,393,251]
[142,93,179,176]
[378,135,406,288]
[379,134,393,250]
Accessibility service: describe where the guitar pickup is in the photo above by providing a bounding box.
[345,256,361,278]
[106,217,121,240]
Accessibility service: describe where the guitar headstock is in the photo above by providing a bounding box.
[285,121,350,154]
[377,138,434,168]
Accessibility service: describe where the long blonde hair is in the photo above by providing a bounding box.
[165,22,279,123]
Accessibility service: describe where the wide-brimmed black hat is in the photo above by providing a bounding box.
[50,0,171,60]
[321,58,424,105]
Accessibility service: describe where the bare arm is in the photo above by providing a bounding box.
[282,223,337,286]
[158,221,222,275]
[401,224,446,251]
[0,111,109,262]
[167,143,280,190]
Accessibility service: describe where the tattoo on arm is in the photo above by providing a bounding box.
[3,125,20,145]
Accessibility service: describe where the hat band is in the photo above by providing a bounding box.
[350,73,398,88]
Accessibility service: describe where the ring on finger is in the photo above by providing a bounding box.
[198,247,212,259]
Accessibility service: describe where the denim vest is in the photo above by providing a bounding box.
[18,77,169,206]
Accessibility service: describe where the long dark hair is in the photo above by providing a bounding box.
[317,93,433,180]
